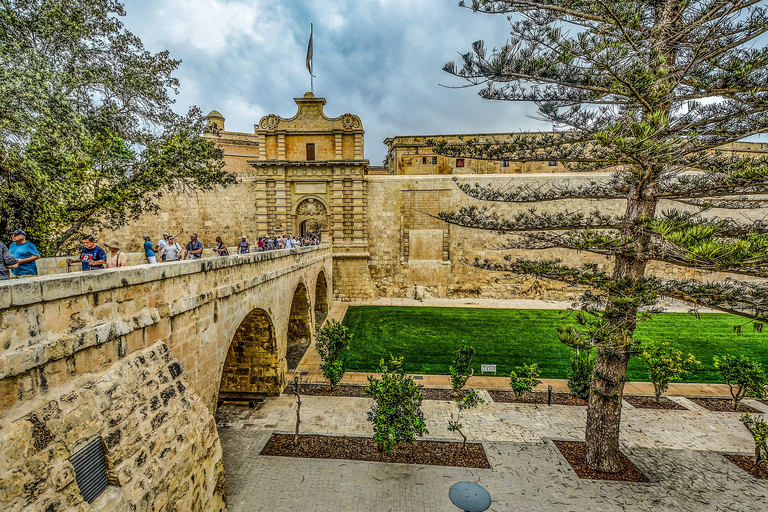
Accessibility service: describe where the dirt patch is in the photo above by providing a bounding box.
[688,398,761,413]
[724,454,768,479]
[623,396,688,410]
[260,433,491,469]
[489,390,588,406]
[553,440,649,482]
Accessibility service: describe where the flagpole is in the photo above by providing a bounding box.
[307,23,314,94]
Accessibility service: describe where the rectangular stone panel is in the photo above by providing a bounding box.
[408,230,444,261]
[295,182,327,195]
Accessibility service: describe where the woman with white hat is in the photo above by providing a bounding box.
[105,239,127,268]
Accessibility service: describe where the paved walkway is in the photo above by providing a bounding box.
[217,394,768,511]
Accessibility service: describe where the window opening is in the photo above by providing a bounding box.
[69,437,109,504]
[306,143,315,161]
[456,158,465,168]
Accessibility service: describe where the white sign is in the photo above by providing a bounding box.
[481,364,497,373]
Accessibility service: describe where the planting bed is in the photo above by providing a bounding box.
[688,398,761,413]
[623,396,688,410]
[291,384,470,401]
[489,390,587,406]
[260,433,491,469]
[724,454,768,479]
[553,441,649,482]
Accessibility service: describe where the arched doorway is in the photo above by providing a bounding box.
[294,198,328,237]
[218,308,281,397]
[286,282,313,370]
[314,270,329,327]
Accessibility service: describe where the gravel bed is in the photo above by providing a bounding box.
[553,441,649,482]
[623,395,688,410]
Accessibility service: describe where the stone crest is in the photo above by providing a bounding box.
[296,198,327,216]
[342,113,361,129]
[259,113,279,130]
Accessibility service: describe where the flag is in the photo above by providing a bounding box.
[306,23,314,77]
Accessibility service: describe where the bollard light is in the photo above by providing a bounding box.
[548,385,552,406]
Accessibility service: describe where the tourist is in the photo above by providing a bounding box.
[215,236,229,256]
[67,236,106,271]
[0,241,19,280]
[285,236,293,249]
[143,235,157,264]
[257,237,264,251]
[238,236,250,254]
[9,230,40,277]
[184,233,203,259]
[164,236,182,261]
[104,239,127,268]
[157,233,170,262]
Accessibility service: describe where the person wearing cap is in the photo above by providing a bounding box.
[183,233,203,259]
[142,235,157,264]
[238,236,250,254]
[157,233,170,262]
[104,239,127,268]
[9,230,40,277]
[67,236,106,270]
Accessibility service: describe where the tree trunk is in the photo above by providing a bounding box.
[585,344,631,472]
[654,383,662,404]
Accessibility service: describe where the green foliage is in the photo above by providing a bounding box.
[449,344,475,393]
[509,363,540,398]
[315,320,351,389]
[364,356,428,453]
[714,355,768,410]
[447,389,485,447]
[567,349,594,401]
[740,413,768,466]
[642,341,700,403]
[342,306,768,382]
[0,0,235,254]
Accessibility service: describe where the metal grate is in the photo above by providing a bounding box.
[69,437,109,504]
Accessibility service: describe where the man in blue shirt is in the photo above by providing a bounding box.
[184,233,204,259]
[9,230,40,276]
[143,235,157,264]
[67,236,106,270]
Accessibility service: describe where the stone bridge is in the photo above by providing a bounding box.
[0,244,332,511]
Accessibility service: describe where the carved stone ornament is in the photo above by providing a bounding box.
[259,114,279,130]
[342,113,361,129]
[296,198,327,216]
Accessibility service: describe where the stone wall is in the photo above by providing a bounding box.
[364,174,768,300]
[0,342,226,511]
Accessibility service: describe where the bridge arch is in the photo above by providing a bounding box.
[218,308,281,397]
[314,270,329,326]
[286,280,313,370]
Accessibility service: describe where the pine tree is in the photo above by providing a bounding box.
[435,0,768,472]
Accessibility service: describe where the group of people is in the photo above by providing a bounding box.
[0,230,41,280]
[0,230,325,278]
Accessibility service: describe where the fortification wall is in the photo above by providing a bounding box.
[364,174,766,300]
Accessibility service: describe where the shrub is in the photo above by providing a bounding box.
[447,389,484,448]
[714,354,768,410]
[364,356,428,452]
[740,413,768,466]
[567,349,594,401]
[315,320,351,389]
[642,341,700,403]
[450,344,475,394]
[509,363,540,398]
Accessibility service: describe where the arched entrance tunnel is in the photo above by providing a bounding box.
[314,270,329,327]
[286,282,313,370]
[218,308,281,396]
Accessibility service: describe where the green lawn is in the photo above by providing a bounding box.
[341,306,768,383]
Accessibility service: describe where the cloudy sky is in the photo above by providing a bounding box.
[121,0,547,164]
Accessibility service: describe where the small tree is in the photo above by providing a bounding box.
[740,413,768,467]
[450,344,476,395]
[315,320,352,389]
[714,355,768,410]
[447,389,485,448]
[364,356,429,452]
[509,363,540,398]
[642,341,700,404]
[293,377,302,446]
[567,349,595,401]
